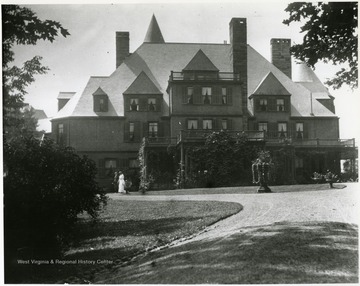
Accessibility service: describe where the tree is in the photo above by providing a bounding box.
[4,136,107,260]
[2,5,70,136]
[283,2,358,89]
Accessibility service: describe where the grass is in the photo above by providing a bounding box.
[141,182,347,196]
[96,221,358,284]
[10,199,242,283]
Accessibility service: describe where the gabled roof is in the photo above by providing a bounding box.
[93,87,107,96]
[252,72,291,96]
[123,71,162,95]
[183,49,219,72]
[144,14,165,43]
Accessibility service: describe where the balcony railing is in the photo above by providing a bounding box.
[263,131,356,147]
[144,130,356,148]
[169,71,240,81]
[144,136,178,146]
[177,130,265,144]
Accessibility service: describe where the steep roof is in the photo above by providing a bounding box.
[144,14,165,43]
[183,49,219,71]
[252,72,291,96]
[123,71,162,94]
[53,41,335,119]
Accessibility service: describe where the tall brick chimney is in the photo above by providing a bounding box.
[271,38,292,78]
[230,18,247,130]
[116,32,129,68]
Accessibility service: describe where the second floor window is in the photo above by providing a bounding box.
[202,87,212,104]
[277,99,285,111]
[105,159,117,170]
[258,122,268,133]
[149,122,158,137]
[260,99,267,111]
[130,98,139,111]
[221,119,228,130]
[221,87,227,104]
[187,119,198,130]
[296,123,304,139]
[278,123,287,138]
[203,119,213,130]
[58,123,64,145]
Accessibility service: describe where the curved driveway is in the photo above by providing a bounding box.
[99,183,359,283]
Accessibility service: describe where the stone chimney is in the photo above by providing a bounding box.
[230,18,247,130]
[116,32,129,68]
[271,38,292,79]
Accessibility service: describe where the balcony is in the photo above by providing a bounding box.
[144,136,178,147]
[263,131,356,148]
[169,71,240,82]
[177,130,265,144]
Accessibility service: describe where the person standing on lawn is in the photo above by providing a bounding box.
[113,171,119,192]
[118,171,126,194]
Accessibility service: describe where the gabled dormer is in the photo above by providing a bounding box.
[250,72,291,113]
[123,71,162,112]
[182,49,219,80]
[93,87,108,112]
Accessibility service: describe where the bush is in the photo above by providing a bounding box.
[4,136,107,258]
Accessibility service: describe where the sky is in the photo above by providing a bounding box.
[6,0,360,140]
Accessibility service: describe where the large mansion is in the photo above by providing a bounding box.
[51,15,357,189]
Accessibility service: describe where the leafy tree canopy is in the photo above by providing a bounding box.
[2,5,70,134]
[283,2,358,89]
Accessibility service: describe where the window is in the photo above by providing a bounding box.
[129,122,135,141]
[148,98,156,111]
[258,122,268,132]
[130,98,139,111]
[202,87,212,104]
[278,123,287,138]
[277,99,285,111]
[187,87,194,104]
[202,119,213,130]
[221,119,228,130]
[149,122,158,137]
[221,87,227,104]
[296,123,304,139]
[105,159,117,169]
[93,94,108,112]
[260,99,267,111]
[58,123,64,144]
[187,119,198,130]
[129,158,139,168]
[99,98,106,111]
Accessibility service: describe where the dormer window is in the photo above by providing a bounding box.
[93,87,108,112]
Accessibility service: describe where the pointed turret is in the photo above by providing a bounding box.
[144,14,165,43]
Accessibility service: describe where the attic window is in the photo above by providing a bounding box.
[93,94,108,112]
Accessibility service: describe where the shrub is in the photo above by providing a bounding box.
[4,136,107,258]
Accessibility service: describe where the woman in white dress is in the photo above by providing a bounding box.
[118,172,126,194]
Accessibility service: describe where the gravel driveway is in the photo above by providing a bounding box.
[97,183,359,283]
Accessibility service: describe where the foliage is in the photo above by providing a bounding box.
[185,131,260,188]
[4,136,107,257]
[283,2,358,89]
[2,5,70,136]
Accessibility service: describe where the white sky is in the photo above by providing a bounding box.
[7,0,360,140]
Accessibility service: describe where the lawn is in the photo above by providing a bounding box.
[11,199,242,283]
[96,221,359,284]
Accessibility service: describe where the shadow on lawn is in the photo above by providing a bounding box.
[101,221,359,284]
